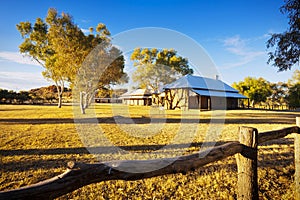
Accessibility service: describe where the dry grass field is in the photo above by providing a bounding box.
[0,104,299,199]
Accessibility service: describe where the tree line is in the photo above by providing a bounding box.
[2,68,299,109]
[232,70,300,109]
[0,85,71,105]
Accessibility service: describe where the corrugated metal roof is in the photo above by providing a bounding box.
[192,89,247,99]
[119,91,131,97]
[164,75,238,92]
[129,89,152,96]
[120,95,151,99]
[119,89,152,99]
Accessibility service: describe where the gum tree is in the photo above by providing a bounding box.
[130,48,193,109]
[232,77,272,107]
[17,8,127,110]
[130,48,193,91]
[267,0,300,71]
[16,9,71,108]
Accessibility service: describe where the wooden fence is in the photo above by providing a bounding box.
[0,118,299,200]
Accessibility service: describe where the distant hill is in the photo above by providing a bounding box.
[0,85,71,104]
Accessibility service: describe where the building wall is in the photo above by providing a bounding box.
[165,89,240,110]
[122,98,151,106]
[188,96,200,109]
[164,88,189,110]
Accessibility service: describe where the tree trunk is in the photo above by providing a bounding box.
[80,91,85,114]
[56,85,63,108]
[250,100,254,108]
[57,93,62,108]
[83,90,96,109]
[88,91,96,106]
[84,93,89,109]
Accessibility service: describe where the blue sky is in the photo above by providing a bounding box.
[0,0,296,91]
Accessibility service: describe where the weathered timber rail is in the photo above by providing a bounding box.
[0,118,299,200]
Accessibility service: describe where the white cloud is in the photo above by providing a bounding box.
[80,19,91,23]
[0,71,50,91]
[253,33,270,41]
[223,35,245,49]
[80,28,90,34]
[0,51,40,66]
[220,35,266,69]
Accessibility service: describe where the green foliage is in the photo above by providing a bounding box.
[286,70,300,107]
[98,47,128,87]
[130,48,193,91]
[232,77,272,105]
[74,44,128,113]
[29,85,71,102]
[268,82,289,106]
[288,69,300,85]
[267,0,300,71]
[0,89,31,104]
[287,83,300,107]
[16,9,75,108]
[233,72,300,108]
[16,8,126,109]
[0,86,72,104]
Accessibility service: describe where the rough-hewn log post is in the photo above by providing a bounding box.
[296,117,300,200]
[236,126,258,200]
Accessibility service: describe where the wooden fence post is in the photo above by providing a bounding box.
[236,126,258,200]
[296,117,300,200]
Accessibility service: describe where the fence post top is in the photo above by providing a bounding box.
[239,126,258,134]
[239,126,258,148]
[239,126,258,130]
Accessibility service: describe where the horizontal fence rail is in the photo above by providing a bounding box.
[0,118,299,200]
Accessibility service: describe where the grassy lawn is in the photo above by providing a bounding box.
[0,104,299,199]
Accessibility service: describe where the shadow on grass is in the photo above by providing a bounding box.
[1,137,294,157]
[1,158,76,173]
[0,114,297,125]
[0,141,233,156]
[1,138,295,173]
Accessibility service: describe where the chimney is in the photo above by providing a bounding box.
[216,75,219,80]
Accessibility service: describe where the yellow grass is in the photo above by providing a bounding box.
[0,104,299,199]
